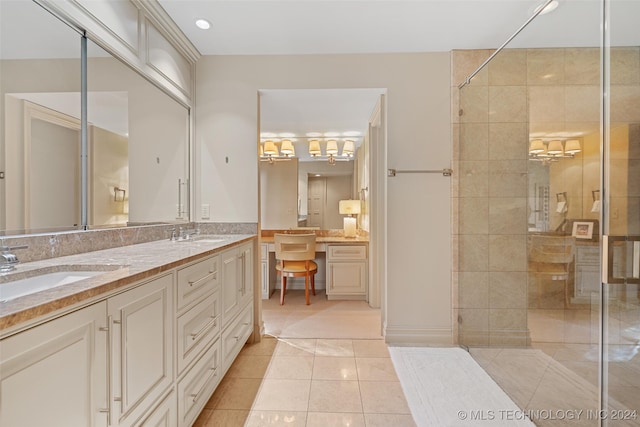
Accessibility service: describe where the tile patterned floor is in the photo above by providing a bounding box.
[194,290,416,426]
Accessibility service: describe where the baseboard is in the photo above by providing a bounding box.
[384,326,454,345]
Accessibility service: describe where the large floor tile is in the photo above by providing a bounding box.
[359,381,411,414]
[244,410,307,427]
[312,356,358,381]
[308,380,363,413]
[356,357,399,381]
[266,356,314,380]
[306,411,366,427]
[252,379,311,411]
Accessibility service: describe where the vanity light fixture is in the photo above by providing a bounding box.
[195,19,211,30]
[326,140,338,165]
[309,140,322,157]
[263,140,278,156]
[280,139,295,157]
[547,140,563,155]
[564,139,581,154]
[342,139,355,157]
[529,139,545,154]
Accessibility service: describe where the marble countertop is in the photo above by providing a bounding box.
[0,234,256,334]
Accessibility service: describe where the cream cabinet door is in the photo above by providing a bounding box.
[108,273,174,427]
[221,247,240,324]
[0,302,108,427]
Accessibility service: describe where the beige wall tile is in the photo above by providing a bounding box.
[489,272,527,309]
[489,235,527,271]
[460,123,489,160]
[459,234,489,272]
[565,85,600,123]
[527,49,565,85]
[528,86,565,123]
[489,160,528,198]
[489,197,527,235]
[611,85,640,123]
[611,47,640,85]
[452,49,492,87]
[489,49,527,86]
[489,86,527,123]
[458,272,489,309]
[460,85,489,123]
[459,161,489,198]
[565,48,600,85]
[489,122,528,160]
[458,308,489,332]
[489,308,527,330]
[460,197,488,234]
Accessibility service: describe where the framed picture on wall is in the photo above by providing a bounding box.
[572,221,595,240]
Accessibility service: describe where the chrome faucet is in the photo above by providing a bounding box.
[178,226,200,240]
[0,244,29,272]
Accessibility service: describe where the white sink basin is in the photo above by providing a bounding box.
[0,266,121,303]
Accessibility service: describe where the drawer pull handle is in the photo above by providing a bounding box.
[190,368,217,402]
[189,271,217,288]
[190,316,218,341]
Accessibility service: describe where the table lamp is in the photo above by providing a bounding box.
[339,200,361,238]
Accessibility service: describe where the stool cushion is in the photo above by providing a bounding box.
[276,260,318,274]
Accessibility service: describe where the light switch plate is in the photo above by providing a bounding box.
[201,204,210,219]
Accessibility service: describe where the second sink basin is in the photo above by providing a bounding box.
[0,265,123,303]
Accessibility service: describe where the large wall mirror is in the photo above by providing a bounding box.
[0,0,189,235]
[259,89,381,230]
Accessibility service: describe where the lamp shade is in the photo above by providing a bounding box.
[326,139,338,155]
[309,140,321,156]
[263,140,278,156]
[547,140,563,155]
[564,139,581,154]
[342,139,355,156]
[339,199,361,215]
[280,139,295,156]
[529,139,545,154]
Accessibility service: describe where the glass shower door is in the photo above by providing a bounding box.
[602,1,640,424]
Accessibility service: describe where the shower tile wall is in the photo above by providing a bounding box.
[452,47,640,347]
[453,49,530,347]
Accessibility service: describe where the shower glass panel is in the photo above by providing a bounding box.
[456,0,609,424]
[602,0,640,424]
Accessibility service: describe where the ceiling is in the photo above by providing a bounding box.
[157,0,616,161]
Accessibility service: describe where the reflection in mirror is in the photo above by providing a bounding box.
[259,89,380,231]
[0,1,190,235]
[87,39,190,226]
[1,0,82,234]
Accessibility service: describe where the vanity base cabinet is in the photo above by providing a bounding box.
[107,273,174,427]
[177,337,222,427]
[221,302,253,373]
[326,244,368,300]
[139,391,177,427]
[0,301,108,427]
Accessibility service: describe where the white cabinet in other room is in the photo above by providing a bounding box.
[573,244,600,304]
[261,243,271,299]
[0,302,108,427]
[326,244,368,300]
[107,273,174,427]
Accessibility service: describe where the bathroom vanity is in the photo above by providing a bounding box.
[0,235,256,427]
[260,232,369,301]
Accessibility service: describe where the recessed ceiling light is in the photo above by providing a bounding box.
[195,19,211,30]
[533,0,559,15]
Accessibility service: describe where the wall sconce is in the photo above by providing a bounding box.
[339,199,361,238]
[326,139,338,165]
[263,140,278,156]
[529,139,545,154]
[547,140,563,155]
[114,187,126,202]
[529,138,582,163]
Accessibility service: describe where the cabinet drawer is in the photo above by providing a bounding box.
[139,391,176,427]
[221,303,253,371]
[176,289,221,374]
[178,338,221,427]
[177,255,219,310]
[327,245,367,260]
[576,246,599,264]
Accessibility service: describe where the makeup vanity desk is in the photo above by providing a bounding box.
[260,232,369,301]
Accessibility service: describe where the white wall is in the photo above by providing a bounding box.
[196,52,452,344]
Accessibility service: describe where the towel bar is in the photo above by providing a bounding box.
[387,168,453,177]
